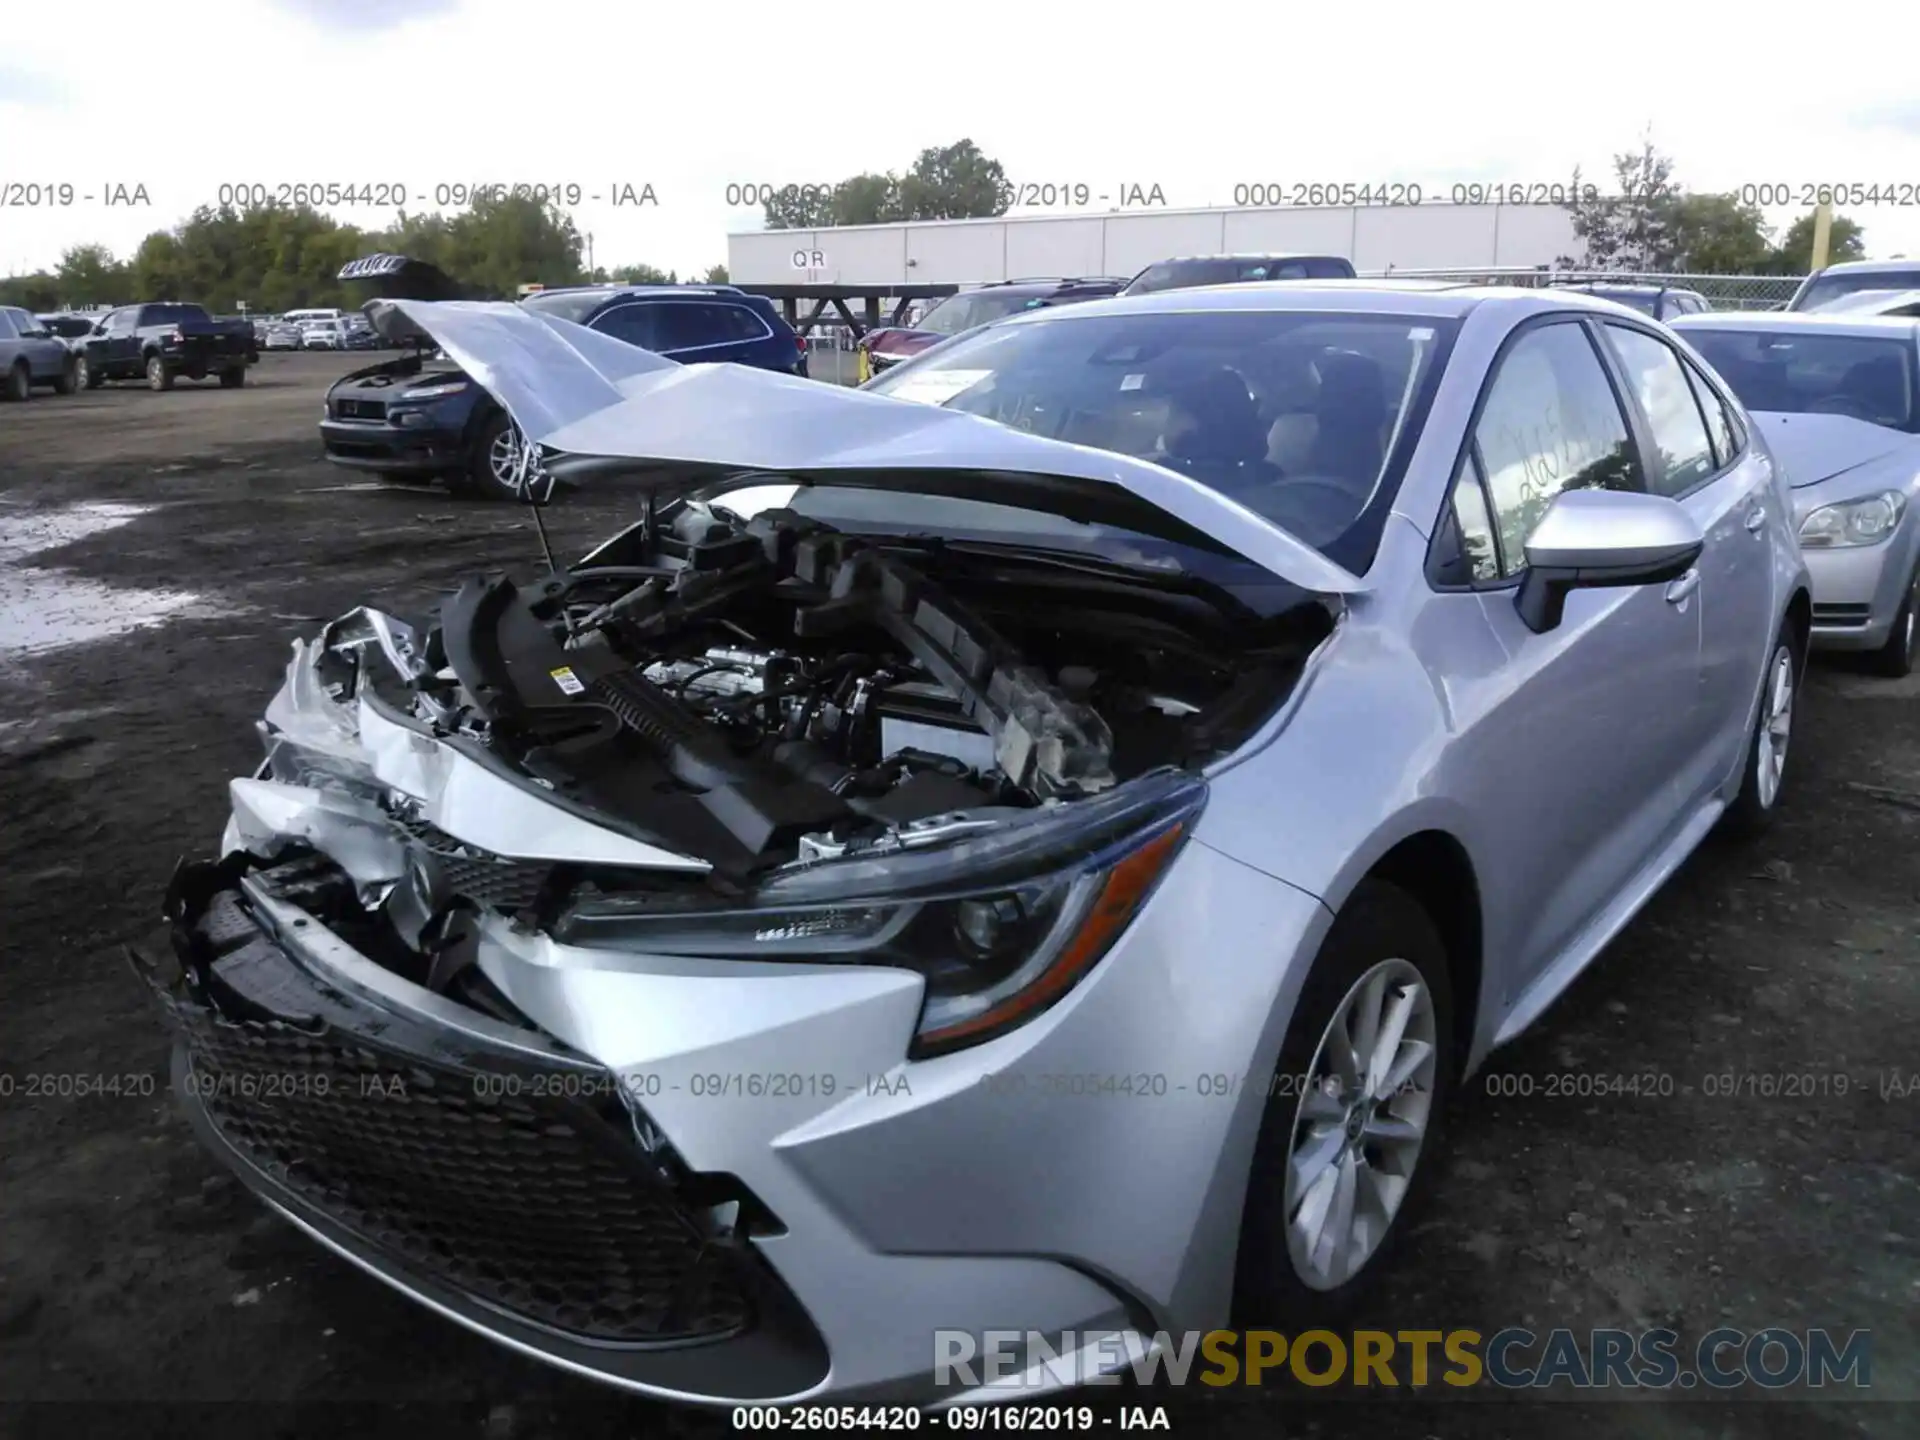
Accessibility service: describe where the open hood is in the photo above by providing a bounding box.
[367,295,1367,597]
[1754,412,1919,488]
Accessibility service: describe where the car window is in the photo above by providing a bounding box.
[1794,269,1920,311]
[917,292,1047,337]
[715,304,769,341]
[1472,321,1642,576]
[142,304,206,326]
[1678,329,1918,432]
[1603,324,1720,496]
[0,311,17,339]
[1442,453,1503,582]
[590,301,661,350]
[1679,355,1743,468]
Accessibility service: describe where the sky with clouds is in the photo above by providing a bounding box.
[3,0,1919,280]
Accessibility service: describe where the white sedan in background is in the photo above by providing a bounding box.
[1674,312,1920,675]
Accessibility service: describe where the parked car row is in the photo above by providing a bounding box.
[0,302,258,398]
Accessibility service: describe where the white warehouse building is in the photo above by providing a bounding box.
[728,203,1580,287]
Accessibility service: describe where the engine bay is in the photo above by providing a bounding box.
[333,500,1335,878]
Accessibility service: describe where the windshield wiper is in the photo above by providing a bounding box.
[886,535,1266,625]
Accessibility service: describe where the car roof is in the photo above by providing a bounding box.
[530,284,758,302]
[1555,281,1703,297]
[993,279,1636,323]
[1141,252,1348,263]
[1670,311,1920,341]
[1808,259,1920,276]
[953,277,1127,297]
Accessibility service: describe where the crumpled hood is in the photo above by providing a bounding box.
[365,295,1366,597]
[1754,412,1920,488]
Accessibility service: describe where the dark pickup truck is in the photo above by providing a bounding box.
[79,302,259,391]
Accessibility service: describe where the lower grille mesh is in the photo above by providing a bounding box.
[162,930,754,1345]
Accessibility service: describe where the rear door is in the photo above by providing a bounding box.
[649,301,769,363]
[1599,321,1777,788]
[587,300,663,352]
[1433,316,1705,998]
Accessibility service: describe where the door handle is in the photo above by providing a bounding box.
[1666,568,1701,604]
[1744,505,1767,533]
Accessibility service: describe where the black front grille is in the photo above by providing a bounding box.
[334,397,387,421]
[154,889,757,1346]
[1814,602,1871,627]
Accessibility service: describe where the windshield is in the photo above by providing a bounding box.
[1124,257,1352,295]
[916,292,1048,337]
[1793,269,1920,312]
[145,304,208,325]
[39,316,93,337]
[1683,330,1919,432]
[865,307,1459,570]
[520,289,618,325]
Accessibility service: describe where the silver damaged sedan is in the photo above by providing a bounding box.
[136,282,1811,1406]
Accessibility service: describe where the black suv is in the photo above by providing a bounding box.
[1549,281,1711,321]
[323,279,810,498]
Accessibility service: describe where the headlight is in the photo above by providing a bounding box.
[397,380,469,400]
[1800,490,1907,548]
[558,771,1207,1057]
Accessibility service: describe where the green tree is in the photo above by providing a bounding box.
[1667,193,1773,273]
[1768,209,1867,273]
[432,192,587,297]
[895,139,1007,221]
[702,263,730,284]
[0,273,60,310]
[54,244,129,305]
[1559,134,1684,269]
[831,172,901,226]
[610,263,676,285]
[760,142,1009,229]
[763,187,834,230]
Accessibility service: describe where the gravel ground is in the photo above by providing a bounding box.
[0,354,1914,1440]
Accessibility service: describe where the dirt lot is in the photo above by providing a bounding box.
[0,355,1913,1440]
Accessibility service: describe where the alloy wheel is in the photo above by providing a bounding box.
[488,423,544,495]
[1755,646,1794,810]
[1284,958,1438,1290]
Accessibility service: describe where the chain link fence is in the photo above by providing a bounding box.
[1361,267,1805,311]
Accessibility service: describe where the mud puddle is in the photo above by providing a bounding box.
[0,502,236,660]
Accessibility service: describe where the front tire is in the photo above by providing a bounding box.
[145,355,173,391]
[53,356,78,395]
[1868,563,1920,679]
[465,410,544,502]
[4,361,29,402]
[1235,879,1455,1325]
[81,356,103,389]
[1723,626,1801,837]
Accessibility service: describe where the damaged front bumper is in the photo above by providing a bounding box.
[132,852,829,1403]
[133,610,1337,1405]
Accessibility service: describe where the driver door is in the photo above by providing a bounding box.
[1436,318,1705,1004]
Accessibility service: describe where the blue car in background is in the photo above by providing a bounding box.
[321,275,810,498]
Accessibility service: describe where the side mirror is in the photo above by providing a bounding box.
[1515,489,1704,634]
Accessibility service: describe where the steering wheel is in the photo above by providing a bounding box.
[1810,394,1877,422]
